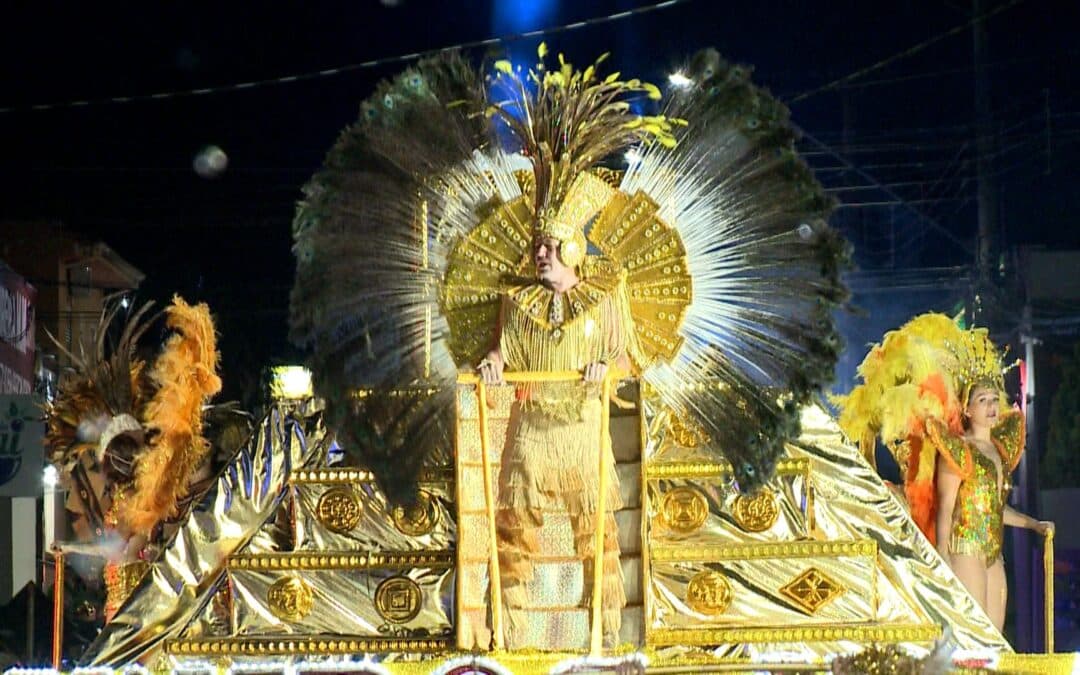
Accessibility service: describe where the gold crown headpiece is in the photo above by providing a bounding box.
[486,43,679,268]
[533,172,615,267]
[944,328,1011,408]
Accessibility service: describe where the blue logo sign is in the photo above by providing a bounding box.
[0,398,39,491]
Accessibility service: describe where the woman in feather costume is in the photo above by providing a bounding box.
[291,45,849,649]
[836,313,1051,629]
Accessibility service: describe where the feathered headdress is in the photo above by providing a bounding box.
[291,46,848,499]
[44,296,222,543]
[485,46,678,266]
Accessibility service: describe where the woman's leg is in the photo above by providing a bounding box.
[987,558,1007,631]
[950,553,990,617]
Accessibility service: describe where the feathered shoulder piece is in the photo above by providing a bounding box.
[116,296,222,536]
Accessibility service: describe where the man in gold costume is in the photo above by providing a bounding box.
[478,193,637,647]
[291,44,848,651]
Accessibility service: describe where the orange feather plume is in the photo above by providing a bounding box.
[115,296,222,536]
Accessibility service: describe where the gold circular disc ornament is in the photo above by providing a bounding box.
[732,489,780,533]
[660,487,709,533]
[267,575,315,622]
[686,571,733,616]
[557,236,585,268]
[374,576,423,624]
[316,487,363,533]
[392,490,440,537]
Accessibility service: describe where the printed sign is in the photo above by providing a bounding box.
[0,267,36,395]
[0,394,45,497]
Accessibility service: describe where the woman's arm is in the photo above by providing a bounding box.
[935,454,961,559]
[1003,505,1053,534]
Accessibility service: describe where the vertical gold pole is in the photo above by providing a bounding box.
[454,389,466,650]
[639,383,653,646]
[52,548,64,670]
[1045,528,1055,654]
[476,380,504,650]
[590,374,613,656]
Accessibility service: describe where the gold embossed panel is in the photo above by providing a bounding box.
[646,540,878,636]
[292,475,455,552]
[647,475,810,545]
[228,556,453,638]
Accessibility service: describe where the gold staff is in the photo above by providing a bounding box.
[52,547,64,670]
[1045,528,1055,654]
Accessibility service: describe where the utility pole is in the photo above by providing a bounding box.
[975,0,1036,647]
[973,0,999,288]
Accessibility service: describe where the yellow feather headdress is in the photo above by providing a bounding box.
[834,312,1010,542]
[485,43,681,266]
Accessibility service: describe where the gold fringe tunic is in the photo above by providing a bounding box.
[494,270,636,649]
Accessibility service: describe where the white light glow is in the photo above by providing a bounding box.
[43,465,58,489]
[269,365,313,400]
[668,71,693,88]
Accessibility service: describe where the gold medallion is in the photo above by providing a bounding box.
[660,486,709,533]
[316,486,363,534]
[686,570,733,616]
[779,567,846,615]
[375,576,423,624]
[267,575,315,621]
[666,412,707,448]
[732,489,780,532]
[392,490,440,537]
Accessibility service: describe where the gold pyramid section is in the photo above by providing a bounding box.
[82,383,1009,668]
[636,384,1009,659]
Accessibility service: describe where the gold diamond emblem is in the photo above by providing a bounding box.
[374,576,423,624]
[779,567,845,614]
[661,487,709,533]
[732,489,779,532]
[685,570,733,616]
[316,486,363,534]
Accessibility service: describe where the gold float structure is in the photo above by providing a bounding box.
[50,376,1065,673]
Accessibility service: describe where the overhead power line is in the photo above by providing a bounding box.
[0,0,689,115]
[788,0,1026,104]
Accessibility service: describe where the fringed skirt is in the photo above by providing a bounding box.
[494,397,625,649]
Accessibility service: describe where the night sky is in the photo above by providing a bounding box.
[2,0,1078,404]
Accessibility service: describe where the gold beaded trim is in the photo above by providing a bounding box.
[164,636,451,656]
[646,458,810,479]
[651,539,877,563]
[229,551,454,571]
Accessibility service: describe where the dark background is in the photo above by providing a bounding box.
[3,0,1077,403]
[2,0,1079,653]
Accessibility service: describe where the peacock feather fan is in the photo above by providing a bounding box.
[290,46,850,500]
